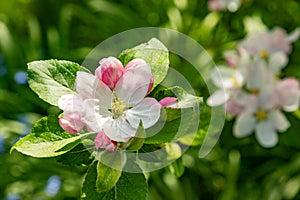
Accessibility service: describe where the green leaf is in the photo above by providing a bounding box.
[168,157,185,178]
[82,162,148,200]
[27,59,90,106]
[55,143,93,166]
[123,122,146,151]
[96,151,123,192]
[11,115,94,158]
[119,38,169,88]
[144,86,202,144]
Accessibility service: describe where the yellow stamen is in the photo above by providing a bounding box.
[260,49,269,59]
[249,88,260,95]
[231,77,241,87]
[255,110,267,121]
[111,98,127,119]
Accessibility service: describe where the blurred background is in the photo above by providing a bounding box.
[0,0,300,199]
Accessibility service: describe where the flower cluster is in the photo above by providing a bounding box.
[208,0,242,12]
[58,57,177,152]
[208,27,300,148]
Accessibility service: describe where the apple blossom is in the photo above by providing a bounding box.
[234,94,290,148]
[207,66,244,107]
[58,57,162,151]
[238,28,300,58]
[208,0,241,12]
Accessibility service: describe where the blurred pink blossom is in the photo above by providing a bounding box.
[238,28,300,57]
[208,0,241,12]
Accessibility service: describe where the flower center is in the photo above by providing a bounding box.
[249,88,260,94]
[111,98,127,119]
[231,77,242,87]
[260,49,269,59]
[255,110,267,121]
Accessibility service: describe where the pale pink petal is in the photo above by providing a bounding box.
[208,0,224,11]
[81,99,110,132]
[255,120,278,148]
[103,117,136,142]
[59,112,85,134]
[233,112,255,138]
[125,58,154,95]
[115,62,152,106]
[269,110,290,132]
[287,28,300,43]
[75,71,97,99]
[277,78,300,112]
[225,99,243,116]
[95,57,124,89]
[269,52,288,73]
[207,89,230,106]
[125,58,147,71]
[125,98,161,129]
[224,50,239,68]
[245,58,267,90]
[94,131,116,152]
[58,94,83,112]
[76,71,113,109]
[159,97,178,108]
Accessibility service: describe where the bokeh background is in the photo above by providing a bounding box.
[0,0,300,199]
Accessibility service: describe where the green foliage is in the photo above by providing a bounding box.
[95,151,123,193]
[28,60,90,106]
[11,115,94,157]
[1,0,300,199]
[82,162,147,200]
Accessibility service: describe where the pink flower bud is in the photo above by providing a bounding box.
[159,97,179,108]
[125,58,147,71]
[94,131,117,152]
[96,57,125,89]
[147,76,154,95]
[125,59,154,95]
[59,112,85,134]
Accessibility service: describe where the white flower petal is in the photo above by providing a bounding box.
[115,63,152,106]
[233,112,255,138]
[269,110,290,132]
[245,58,267,90]
[103,117,136,142]
[255,120,278,148]
[287,28,300,43]
[75,71,97,99]
[125,98,161,129]
[269,52,288,73]
[81,99,110,132]
[211,66,243,89]
[207,89,230,106]
[76,72,113,108]
[277,78,300,112]
[58,94,83,112]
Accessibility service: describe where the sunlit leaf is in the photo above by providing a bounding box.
[11,115,95,158]
[27,59,90,106]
